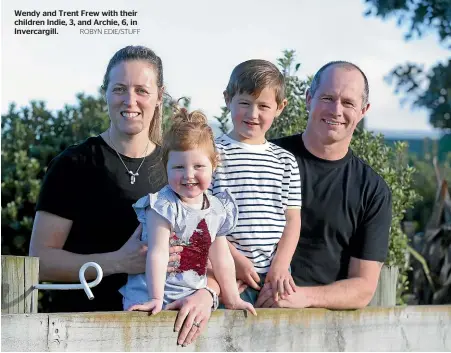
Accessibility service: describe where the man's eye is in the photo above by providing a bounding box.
[239,102,249,106]
[137,88,148,94]
[113,87,125,93]
[321,96,332,101]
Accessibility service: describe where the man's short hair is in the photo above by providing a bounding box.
[225,59,286,104]
[309,61,369,106]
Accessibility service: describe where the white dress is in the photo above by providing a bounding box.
[120,185,238,309]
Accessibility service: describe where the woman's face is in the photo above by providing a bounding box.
[105,60,162,137]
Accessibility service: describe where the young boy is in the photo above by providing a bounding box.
[211,59,302,304]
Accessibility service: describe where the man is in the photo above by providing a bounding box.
[256,61,392,309]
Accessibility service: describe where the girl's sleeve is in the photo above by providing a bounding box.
[132,187,177,228]
[215,188,239,236]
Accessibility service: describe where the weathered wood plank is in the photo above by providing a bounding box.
[1,256,39,314]
[1,314,49,352]
[369,265,398,307]
[3,306,450,352]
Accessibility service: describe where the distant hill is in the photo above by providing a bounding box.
[372,129,450,161]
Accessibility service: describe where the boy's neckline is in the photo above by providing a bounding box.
[222,134,269,152]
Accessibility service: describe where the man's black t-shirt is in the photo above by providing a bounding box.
[36,136,167,312]
[272,134,392,286]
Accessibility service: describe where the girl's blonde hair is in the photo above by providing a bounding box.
[162,107,218,170]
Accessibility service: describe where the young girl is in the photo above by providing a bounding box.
[120,108,256,316]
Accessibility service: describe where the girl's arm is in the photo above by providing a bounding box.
[209,237,256,315]
[128,208,171,314]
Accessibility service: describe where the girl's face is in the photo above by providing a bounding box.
[105,60,162,137]
[166,148,214,205]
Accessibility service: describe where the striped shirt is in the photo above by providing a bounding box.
[211,134,302,273]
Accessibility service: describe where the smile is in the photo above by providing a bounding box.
[121,111,140,118]
[244,121,259,126]
[323,119,345,126]
[182,183,199,187]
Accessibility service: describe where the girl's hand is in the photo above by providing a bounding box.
[127,298,163,315]
[265,266,296,301]
[223,298,257,316]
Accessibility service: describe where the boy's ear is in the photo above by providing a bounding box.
[223,90,231,108]
[275,98,288,118]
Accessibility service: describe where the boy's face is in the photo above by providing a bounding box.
[225,87,287,144]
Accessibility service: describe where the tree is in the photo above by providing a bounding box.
[364,0,451,131]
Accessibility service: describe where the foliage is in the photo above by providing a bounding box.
[364,0,451,131]
[407,153,451,231]
[266,50,311,140]
[214,106,231,135]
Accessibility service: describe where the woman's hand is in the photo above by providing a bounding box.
[165,288,213,347]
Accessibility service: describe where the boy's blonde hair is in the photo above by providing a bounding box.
[162,108,218,171]
[225,59,286,104]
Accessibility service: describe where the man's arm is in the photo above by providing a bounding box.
[257,257,382,309]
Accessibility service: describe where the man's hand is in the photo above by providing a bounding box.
[264,265,296,301]
[234,251,261,290]
[256,283,308,308]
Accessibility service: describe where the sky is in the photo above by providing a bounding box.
[1,0,449,137]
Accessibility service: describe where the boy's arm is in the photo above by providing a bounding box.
[227,239,261,290]
[265,208,301,298]
[271,208,301,270]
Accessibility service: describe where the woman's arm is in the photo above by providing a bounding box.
[29,211,144,281]
[30,210,180,282]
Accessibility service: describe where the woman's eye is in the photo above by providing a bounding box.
[112,87,125,93]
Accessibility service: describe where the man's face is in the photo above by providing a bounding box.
[306,66,369,145]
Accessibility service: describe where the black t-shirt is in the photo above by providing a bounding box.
[272,134,392,286]
[36,136,167,312]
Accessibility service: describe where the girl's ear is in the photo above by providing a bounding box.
[213,153,221,170]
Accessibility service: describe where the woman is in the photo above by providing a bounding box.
[30,45,216,346]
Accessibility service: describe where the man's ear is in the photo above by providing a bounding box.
[361,102,370,116]
[275,98,288,118]
[306,89,312,112]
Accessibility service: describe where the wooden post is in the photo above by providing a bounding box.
[1,256,39,314]
[368,265,398,307]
